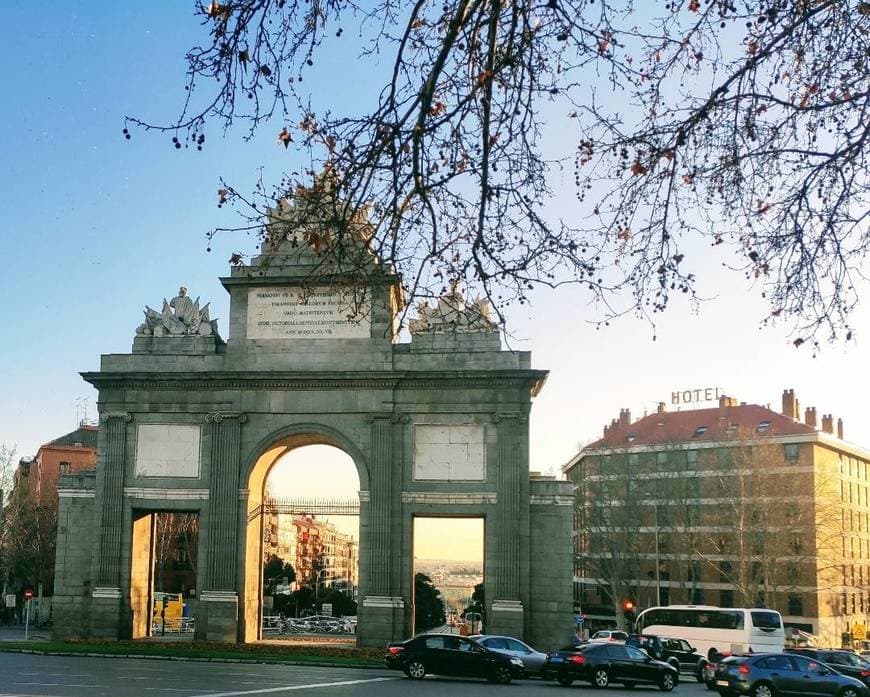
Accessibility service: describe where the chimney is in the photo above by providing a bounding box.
[821,414,834,434]
[619,409,631,428]
[782,388,797,419]
[656,402,666,414]
[719,395,737,408]
[837,418,844,440]
[805,407,817,429]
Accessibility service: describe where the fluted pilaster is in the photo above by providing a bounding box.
[97,412,131,587]
[205,412,246,591]
[496,413,522,599]
[368,415,393,596]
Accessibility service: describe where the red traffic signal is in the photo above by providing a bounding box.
[622,599,635,611]
[23,588,34,600]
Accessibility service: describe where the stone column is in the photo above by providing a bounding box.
[199,412,245,642]
[90,411,130,638]
[489,413,525,637]
[359,414,404,646]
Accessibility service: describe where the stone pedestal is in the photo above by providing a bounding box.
[359,596,405,647]
[197,591,239,642]
[90,587,123,639]
[488,599,525,638]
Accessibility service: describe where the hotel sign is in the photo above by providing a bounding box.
[671,387,722,405]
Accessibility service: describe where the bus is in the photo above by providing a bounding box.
[635,605,785,659]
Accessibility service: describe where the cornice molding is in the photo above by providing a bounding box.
[81,370,548,393]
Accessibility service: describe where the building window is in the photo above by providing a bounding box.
[59,461,71,475]
[692,588,705,604]
[788,594,804,615]
[719,561,733,583]
[784,444,799,460]
[720,589,734,607]
[656,452,668,466]
[660,587,670,606]
[687,450,699,468]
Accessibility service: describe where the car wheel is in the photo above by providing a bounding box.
[697,662,707,683]
[557,676,574,687]
[840,689,860,697]
[405,660,426,680]
[659,673,676,692]
[751,681,776,697]
[492,665,513,685]
[593,668,610,688]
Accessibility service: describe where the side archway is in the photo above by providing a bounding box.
[239,424,369,642]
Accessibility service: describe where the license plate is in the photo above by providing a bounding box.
[550,656,563,663]
[716,680,729,687]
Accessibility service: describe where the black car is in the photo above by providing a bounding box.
[714,653,869,697]
[786,648,870,687]
[384,633,523,684]
[627,634,707,680]
[546,641,679,690]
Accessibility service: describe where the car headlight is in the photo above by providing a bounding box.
[510,657,524,666]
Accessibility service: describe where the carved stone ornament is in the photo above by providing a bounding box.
[409,281,497,334]
[136,286,221,339]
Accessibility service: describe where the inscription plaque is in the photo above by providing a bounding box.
[247,286,371,339]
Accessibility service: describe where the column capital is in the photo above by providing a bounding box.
[100,411,132,423]
[205,412,247,424]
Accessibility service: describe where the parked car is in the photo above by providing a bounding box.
[786,648,870,686]
[384,633,523,684]
[469,634,549,676]
[590,630,629,643]
[627,633,707,680]
[545,641,679,690]
[714,653,869,697]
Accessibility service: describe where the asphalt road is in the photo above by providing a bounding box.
[0,653,714,697]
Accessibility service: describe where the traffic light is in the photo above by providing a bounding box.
[622,599,636,624]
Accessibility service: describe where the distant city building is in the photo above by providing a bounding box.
[14,424,97,505]
[566,389,870,647]
[264,513,359,594]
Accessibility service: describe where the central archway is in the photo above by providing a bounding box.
[240,425,369,642]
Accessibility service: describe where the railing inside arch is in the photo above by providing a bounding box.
[248,496,361,522]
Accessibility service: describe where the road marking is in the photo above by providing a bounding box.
[187,677,399,697]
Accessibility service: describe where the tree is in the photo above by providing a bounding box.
[414,572,446,631]
[573,452,650,630]
[697,436,842,610]
[128,1,868,343]
[154,512,199,593]
[0,482,57,597]
[263,553,296,595]
[462,581,485,619]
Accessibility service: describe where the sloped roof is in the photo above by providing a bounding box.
[45,424,98,449]
[587,404,815,450]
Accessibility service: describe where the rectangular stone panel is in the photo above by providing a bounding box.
[135,424,201,478]
[246,286,371,339]
[414,424,485,481]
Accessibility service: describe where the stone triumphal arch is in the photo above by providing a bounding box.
[52,227,573,648]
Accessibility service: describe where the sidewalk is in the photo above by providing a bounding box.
[0,626,50,642]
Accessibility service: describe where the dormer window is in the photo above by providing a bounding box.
[626,432,637,443]
[757,420,771,434]
[693,426,708,437]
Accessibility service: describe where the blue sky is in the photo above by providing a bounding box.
[3,1,869,473]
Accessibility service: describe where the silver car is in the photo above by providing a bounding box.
[470,634,548,675]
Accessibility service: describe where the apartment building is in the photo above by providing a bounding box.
[565,390,870,646]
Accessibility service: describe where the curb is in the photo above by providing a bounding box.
[0,646,384,670]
